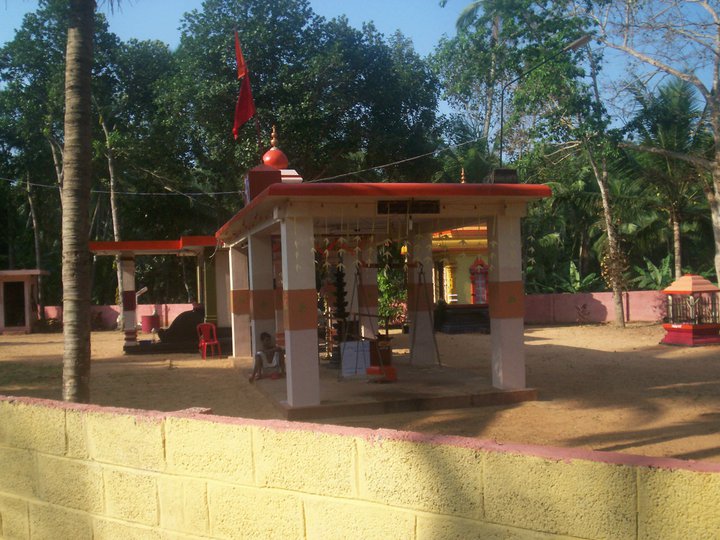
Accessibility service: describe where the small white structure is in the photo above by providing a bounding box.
[0,269,48,334]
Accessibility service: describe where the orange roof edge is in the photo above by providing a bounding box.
[215,182,551,241]
[89,236,218,255]
[663,274,720,294]
[89,240,180,252]
[179,236,218,248]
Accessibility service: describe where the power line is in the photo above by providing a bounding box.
[0,176,243,197]
[0,134,486,196]
[307,136,484,183]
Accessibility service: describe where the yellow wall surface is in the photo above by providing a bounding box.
[1,395,719,539]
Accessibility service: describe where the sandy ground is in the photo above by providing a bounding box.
[1,323,719,463]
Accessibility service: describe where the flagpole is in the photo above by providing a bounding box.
[254,117,263,161]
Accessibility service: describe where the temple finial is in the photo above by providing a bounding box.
[262,125,289,169]
[460,168,466,184]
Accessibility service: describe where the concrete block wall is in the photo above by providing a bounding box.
[1,395,719,539]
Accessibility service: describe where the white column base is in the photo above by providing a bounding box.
[231,313,251,357]
[284,328,320,407]
[410,314,437,365]
[490,317,526,389]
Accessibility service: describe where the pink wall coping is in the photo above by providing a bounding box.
[44,303,195,329]
[42,291,666,329]
[3,394,718,475]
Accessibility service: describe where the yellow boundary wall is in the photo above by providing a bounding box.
[1,394,719,539]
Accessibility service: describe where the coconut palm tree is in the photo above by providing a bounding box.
[627,78,711,279]
[62,0,95,402]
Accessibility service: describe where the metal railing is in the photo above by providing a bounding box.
[666,295,719,324]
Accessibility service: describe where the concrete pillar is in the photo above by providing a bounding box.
[444,262,457,303]
[23,278,32,333]
[488,215,526,389]
[274,286,285,347]
[0,282,4,331]
[120,257,137,349]
[456,254,474,304]
[196,252,205,305]
[273,241,285,348]
[229,247,251,357]
[344,247,359,331]
[214,249,231,329]
[408,232,438,365]
[248,234,275,353]
[358,242,379,338]
[281,217,320,407]
[204,254,217,324]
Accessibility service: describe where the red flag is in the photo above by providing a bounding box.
[232,72,256,139]
[234,31,247,79]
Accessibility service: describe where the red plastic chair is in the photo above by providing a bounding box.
[197,323,222,359]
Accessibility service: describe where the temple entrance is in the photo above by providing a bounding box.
[3,281,25,327]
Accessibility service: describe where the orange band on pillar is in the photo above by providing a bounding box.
[250,289,275,320]
[283,289,318,330]
[488,281,525,318]
[231,289,250,315]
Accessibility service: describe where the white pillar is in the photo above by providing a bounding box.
[214,249,231,329]
[488,215,526,389]
[358,242,379,338]
[23,278,32,333]
[408,232,437,365]
[120,257,137,349]
[248,234,275,353]
[273,242,285,348]
[229,247,251,357]
[344,247,359,331]
[0,281,4,331]
[281,217,320,407]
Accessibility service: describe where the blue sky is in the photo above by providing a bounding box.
[0,0,461,56]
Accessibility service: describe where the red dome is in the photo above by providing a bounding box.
[262,147,288,169]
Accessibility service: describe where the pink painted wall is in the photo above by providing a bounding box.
[42,291,665,330]
[44,303,195,330]
[524,290,666,324]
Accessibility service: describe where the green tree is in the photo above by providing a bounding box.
[520,144,605,291]
[161,0,441,197]
[626,78,711,279]
[448,1,628,324]
[0,0,69,304]
[581,0,720,285]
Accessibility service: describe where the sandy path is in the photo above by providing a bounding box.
[1,323,719,462]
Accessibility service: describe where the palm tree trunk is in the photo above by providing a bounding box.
[670,209,682,279]
[26,175,45,319]
[707,185,720,286]
[587,148,626,326]
[482,16,500,146]
[586,49,625,326]
[62,0,94,403]
[47,136,64,202]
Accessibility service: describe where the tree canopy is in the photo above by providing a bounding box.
[0,0,717,311]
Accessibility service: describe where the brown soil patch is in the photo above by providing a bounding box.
[1,323,719,463]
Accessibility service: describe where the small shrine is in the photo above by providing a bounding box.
[0,269,48,334]
[661,274,720,346]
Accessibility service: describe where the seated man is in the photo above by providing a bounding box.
[249,332,285,382]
